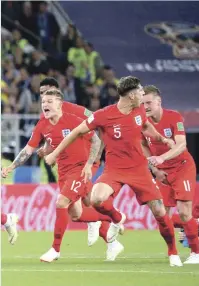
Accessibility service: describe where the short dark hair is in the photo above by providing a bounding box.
[144,85,161,96]
[117,76,140,97]
[67,62,75,68]
[44,89,64,100]
[40,77,59,88]
[103,65,113,70]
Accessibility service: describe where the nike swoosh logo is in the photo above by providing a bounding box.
[44,133,50,137]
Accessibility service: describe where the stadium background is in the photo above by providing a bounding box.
[1,1,199,230]
[1,2,199,286]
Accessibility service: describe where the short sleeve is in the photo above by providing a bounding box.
[86,109,105,130]
[172,112,185,136]
[28,121,43,148]
[63,102,92,120]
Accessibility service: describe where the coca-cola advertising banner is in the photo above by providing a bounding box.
[1,183,199,231]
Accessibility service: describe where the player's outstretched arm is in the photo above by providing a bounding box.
[141,139,168,183]
[94,129,104,162]
[148,135,186,166]
[45,121,91,166]
[141,138,159,173]
[142,120,174,148]
[88,133,101,165]
[1,145,35,178]
[158,135,186,161]
[82,132,101,183]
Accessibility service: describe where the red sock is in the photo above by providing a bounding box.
[156,214,178,256]
[172,214,185,228]
[76,206,111,223]
[1,213,7,225]
[52,208,68,252]
[99,221,110,242]
[183,218,199,254]
[94,197,122,223]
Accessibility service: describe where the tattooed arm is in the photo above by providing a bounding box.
[94,129,104,163]
[81,132,101,183]
[87,132,101,165]
[1,145,35,178]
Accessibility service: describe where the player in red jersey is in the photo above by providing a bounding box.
[2,89,124,262]
[45,76,182,266]
[39,78,124,260]
[39,77,102,176]
[1,213,18,244]
[142,85,199,264]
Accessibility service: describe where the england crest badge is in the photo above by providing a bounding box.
[134,115,142,126]
[62,129,71,137]
[164,128,172,137]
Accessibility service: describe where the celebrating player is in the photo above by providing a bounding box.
[1,89,124,262]
[45,76,182,267]
[1,213,18,244]
[39,78,124,260]
[142,85,199,264]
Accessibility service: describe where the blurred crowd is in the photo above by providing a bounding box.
[1,1,120,118]
[1,1,120,182]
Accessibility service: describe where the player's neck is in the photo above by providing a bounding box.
[117,98,138,114]
[151,108,163,123]
[49,110,63,125]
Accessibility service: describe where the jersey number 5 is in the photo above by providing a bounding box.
[113,126,121,138]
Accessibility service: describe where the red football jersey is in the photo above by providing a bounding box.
[86,104,147,170]
[143,109,193,169]
[28,113,92,180]
[40,102,92,120]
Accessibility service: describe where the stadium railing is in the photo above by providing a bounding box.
[1,114,40,158]
[1,13,42,50]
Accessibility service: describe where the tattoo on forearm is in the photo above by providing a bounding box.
[13,149,32,168]
[88,134,101,164]
[96,141,104,160]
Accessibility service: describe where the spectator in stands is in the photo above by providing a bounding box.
[15,74,41,114]
[11,29,29,55]
[96,65,119,86]
[1,32,13,60]
[37,1,59,53]
[61,23,77,55]
[2,58,19,85]
[14,66,31,90]
[29,50,50,75]
[67,36,89,81]
[7,84,19,113]
[2,1,21,30]
[89,96,101,111]
[84,42,103,83]
[28,75,41,113]
[15,2,37,46]
[1,79,9,106]
[84,82,100,109]
[96,65,119,106]
[100,83,119,107]
[65,63,87,105]
[16,86,32,114]
[58,75,76,104]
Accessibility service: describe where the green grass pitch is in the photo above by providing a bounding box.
[1,230,199,286]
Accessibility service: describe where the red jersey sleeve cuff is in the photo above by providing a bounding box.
[85,119,96,131]
[27,142,38,148]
